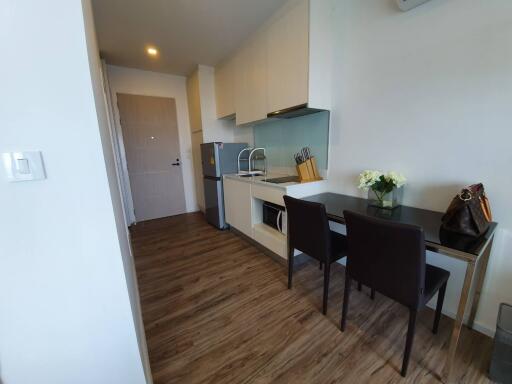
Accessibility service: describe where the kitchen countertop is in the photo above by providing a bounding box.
[223,173,327,190]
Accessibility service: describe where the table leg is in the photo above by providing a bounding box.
[467,237,494,329]
[443,261,476,383]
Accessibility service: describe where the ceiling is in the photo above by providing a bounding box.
[92,0,288,76]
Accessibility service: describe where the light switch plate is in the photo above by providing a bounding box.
[2,151,46,182]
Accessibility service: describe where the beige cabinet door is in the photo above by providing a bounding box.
[266,0,309,113]
[117,93,187,222]
[190,130,205,211]
[215,56,236,118]
[235,30,268,126]
[224,178,252,237]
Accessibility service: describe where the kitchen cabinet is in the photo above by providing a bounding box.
[215,56,235,118]
[251,183,285,206]
[215,0,333,125]
[253,223,286,258]
[223,175,328,259]
[234,30,267,126]
[266,0,309,114]
[191,130,205,210]
[224,177,253,237]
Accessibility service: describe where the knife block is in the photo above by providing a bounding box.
[296,157,322,182]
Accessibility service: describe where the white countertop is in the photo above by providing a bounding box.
[223,173,327,190]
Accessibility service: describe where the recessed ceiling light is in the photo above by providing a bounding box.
[146,47,158,57]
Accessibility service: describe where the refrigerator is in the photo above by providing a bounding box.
[201,142,247,229]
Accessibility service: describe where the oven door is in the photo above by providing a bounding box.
[280,210,287,235]
[263,202,285,234]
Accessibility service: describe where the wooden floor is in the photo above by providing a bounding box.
[131,213,494,384]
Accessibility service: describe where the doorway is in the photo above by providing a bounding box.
[117,93,187,222]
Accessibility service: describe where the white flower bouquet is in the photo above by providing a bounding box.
[358,170,406,209]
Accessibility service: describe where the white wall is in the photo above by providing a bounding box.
[234,124,255,147]
[0,1,147,383]
[82,1,151,382]
[107,65,199,215]
[330,0,512,335]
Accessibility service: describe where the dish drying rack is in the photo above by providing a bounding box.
[237,147,267,176]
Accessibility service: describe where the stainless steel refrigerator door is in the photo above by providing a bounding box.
[203,177,226,229]
[201,143,220,178]
[217,143,248,174]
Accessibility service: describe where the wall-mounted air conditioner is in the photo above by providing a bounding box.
[396,0,432,11]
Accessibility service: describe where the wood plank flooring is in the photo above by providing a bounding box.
[130,213,494,384]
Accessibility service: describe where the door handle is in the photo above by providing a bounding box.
[172,158,180,166]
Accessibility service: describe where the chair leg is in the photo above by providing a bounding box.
[322,262,331,315]
[370,288,375,300]
[341,274,352,331]
[287,247,294,289]
[357,281,362,291]
[319,261,323,270]
[401,309,417,377]
[433,282,447,334]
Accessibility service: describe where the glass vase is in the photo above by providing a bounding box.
[368,187,403,210]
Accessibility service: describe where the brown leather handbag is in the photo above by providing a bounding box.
[441,183,492,237]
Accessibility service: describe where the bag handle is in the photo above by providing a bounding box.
[480,194,492,222]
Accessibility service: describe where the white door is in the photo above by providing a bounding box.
[117,93,187,222]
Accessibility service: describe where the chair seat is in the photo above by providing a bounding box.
[330,231,348,261]
[423,264,450,303]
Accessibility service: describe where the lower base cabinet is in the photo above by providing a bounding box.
[224,176,321,259]
[223,178,253,238]
[253,224,287,258]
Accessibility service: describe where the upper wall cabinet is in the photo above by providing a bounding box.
[215,0,333,125]
[215,56,235,119]
[234,30,267,126]
[266,0,309,114]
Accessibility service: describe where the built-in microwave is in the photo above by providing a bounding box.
[262,201,287,235]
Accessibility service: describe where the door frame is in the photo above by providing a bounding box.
[105,85,187,225]
[101,62,137,225]
[114,91,188,222]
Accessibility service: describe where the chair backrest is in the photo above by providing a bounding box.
[284,195,331,262]
[344,210,426,309]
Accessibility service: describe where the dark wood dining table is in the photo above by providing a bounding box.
[302,192,498,383]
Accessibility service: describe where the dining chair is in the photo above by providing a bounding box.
[341,210,450,377]
[284,195,348,315]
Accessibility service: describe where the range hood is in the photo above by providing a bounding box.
[266,104,325,119]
